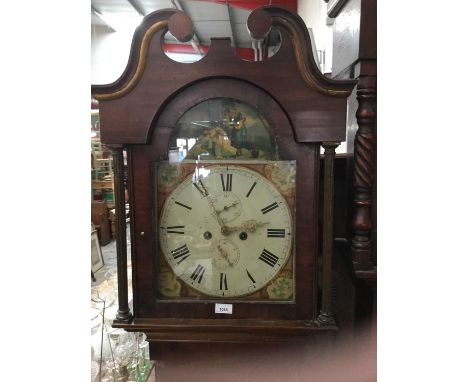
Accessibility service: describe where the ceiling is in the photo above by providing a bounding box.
[91,0,296,59]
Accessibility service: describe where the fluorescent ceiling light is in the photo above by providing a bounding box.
[93,9,143,33]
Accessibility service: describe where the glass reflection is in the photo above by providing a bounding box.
[169,98,279,161]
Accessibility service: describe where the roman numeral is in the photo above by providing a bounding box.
[261,202,279,214]
[171,244,191,264]
[246,269,256,284]
[167,225,185,234]
[221,174,233,192]
[267,229,285,238]
[193,180,209,197]
[259,249,279,267]
[175,201,192,210]
[246,182,257,198]
[190,264,205,284]
[219,273,228,290]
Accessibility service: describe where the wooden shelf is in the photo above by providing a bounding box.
[92,180,113,190]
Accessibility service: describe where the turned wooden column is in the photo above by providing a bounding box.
[110,146,133,323]
[317,142,340,326]
[351,76,376,270]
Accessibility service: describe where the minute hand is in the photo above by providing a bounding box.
[193,179,228,231]
[204,194,228,230]
[225,219,269,233]
[208,198,227,228]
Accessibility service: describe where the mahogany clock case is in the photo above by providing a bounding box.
[92,6,356,336]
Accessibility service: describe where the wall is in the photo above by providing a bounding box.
[297,0,334,73]
[91,24,134,85]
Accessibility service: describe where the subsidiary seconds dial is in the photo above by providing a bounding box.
[159,165,293,298]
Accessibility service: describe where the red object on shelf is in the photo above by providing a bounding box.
[190,0,297,13]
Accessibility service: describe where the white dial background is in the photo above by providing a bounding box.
[159,165,293,298]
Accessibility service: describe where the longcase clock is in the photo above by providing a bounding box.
[92,5,355,363]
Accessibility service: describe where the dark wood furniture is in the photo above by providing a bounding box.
[91,201,112,246]
[329,0,377,328]
[92,5,356,368]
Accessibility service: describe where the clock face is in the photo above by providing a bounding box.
[158,165,294,298]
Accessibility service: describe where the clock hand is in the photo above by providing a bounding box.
[209,200,229,232]
[193,180,229,232]
[224,219,269,234]
[214,200,239,214]
[242,219,269,233]
[205,195,227,227]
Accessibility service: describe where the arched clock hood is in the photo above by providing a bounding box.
[92,6,355,145]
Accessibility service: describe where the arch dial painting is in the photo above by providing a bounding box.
[155,161,296,302]
[169,98,279,161]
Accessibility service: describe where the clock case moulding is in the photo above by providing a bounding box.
[92,6,355,343]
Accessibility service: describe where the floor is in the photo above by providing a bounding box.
[91,225,134,380]
[91,225,132,308]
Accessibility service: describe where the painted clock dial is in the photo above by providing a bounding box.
[159,165,293,298]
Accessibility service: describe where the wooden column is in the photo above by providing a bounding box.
[317,142,340,326]
[351,76,376,270]
[111,146,133,323]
